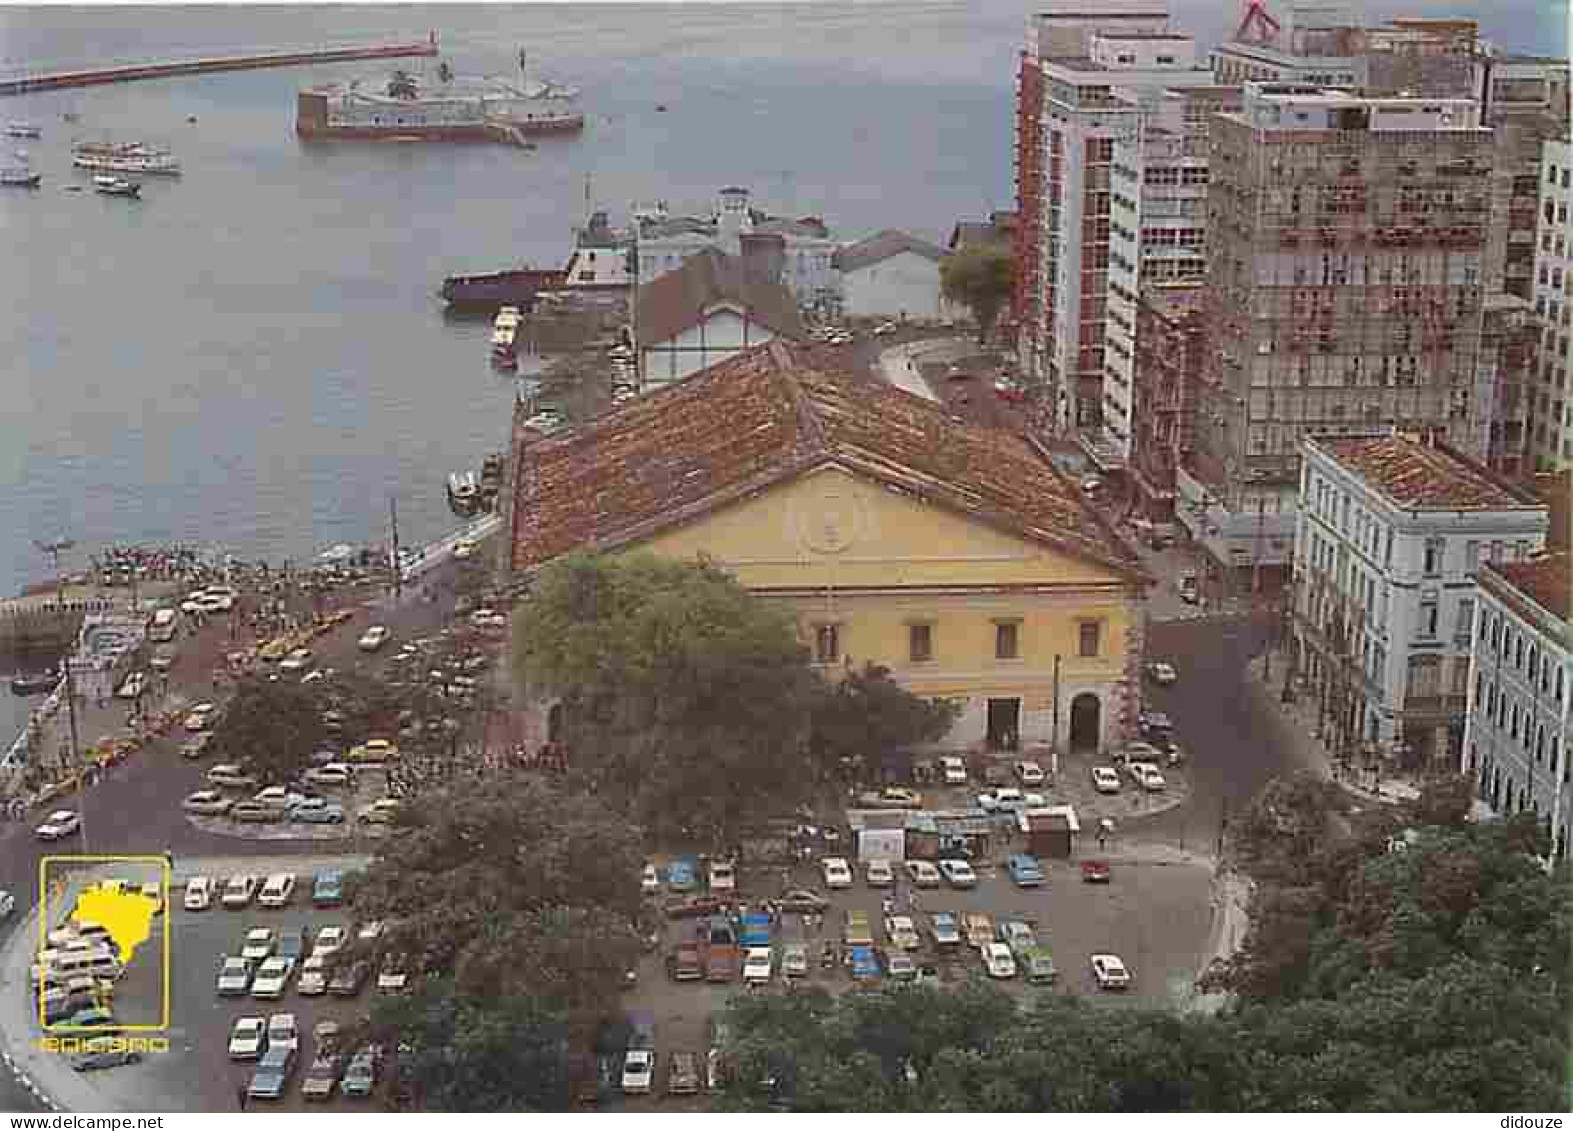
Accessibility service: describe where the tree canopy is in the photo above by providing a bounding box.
[939,245,1014,343]
[205,676,327,786]
[808,662,959,784]
[344,772,645,1110]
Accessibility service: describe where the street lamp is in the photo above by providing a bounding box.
[35,538,86,853]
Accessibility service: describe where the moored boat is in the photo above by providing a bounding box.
[73,140,180,175]
[5,122,41,138]
[92,175,141,198]
[1,150,40,188]
[10,669,59,696]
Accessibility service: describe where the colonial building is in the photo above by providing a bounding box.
[633,248,804,389]
[1293,432,1548,769]
[833,230,952,322]
[503,340,1150,756]
[1462,551,1571,859]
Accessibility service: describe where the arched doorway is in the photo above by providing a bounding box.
[1069,693,1101,751]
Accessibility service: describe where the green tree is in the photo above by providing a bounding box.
[512,553,822,849]
[205,676,327,786]
[939,245,1014,344]
[808,662,959,784]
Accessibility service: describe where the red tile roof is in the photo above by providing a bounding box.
[508,341,1146,580]
[1485,552,1572,625]
[1310,434,1541,511]
[634,247,804,346]
[1531,470,1571,551]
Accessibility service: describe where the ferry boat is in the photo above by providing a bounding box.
[296,64,583,146]
[5,122,40,138]
[72,140,180,176]
[93,175,141,198]
[1,151,40,188]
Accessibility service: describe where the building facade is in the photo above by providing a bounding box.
[1462,552,1571,860]
[505,340,1150,756]
[1185,85,1494,584]
[1293,433,1548,770]
[1127,283,1205,521]
[833,230,953,321]
[1531,139,1573,470]
[1098,85,1238,471]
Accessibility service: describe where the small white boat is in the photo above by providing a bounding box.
[5,122,41,139]
[92,175,141,198]
[1,149,40,188]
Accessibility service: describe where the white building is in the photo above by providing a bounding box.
[1097,85,1238,471]
[1294,431,1548,767]
[1532,139,1573,470]
[634,186,839,310]
[1463,551,1571,859]
[1016,1,1213,433]
[635,248,805,388]
[833,230,952,321]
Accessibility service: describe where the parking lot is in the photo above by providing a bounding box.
[618,850,1215,1104]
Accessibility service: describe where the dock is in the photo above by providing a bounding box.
[0,34,438,97]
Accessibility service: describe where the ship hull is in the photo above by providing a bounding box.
[440,268,567,310]
[296,115,584,143]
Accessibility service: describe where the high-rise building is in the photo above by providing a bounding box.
[1531,139,1573,470]
[1097,86,1239,474]
[1012,1,1212,433]
[1182,84,1493,584]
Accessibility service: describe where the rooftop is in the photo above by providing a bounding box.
[1483,552,1572,625]
[1531,470,1571,550]
[1308,433,1543,512]
[634,248,804,346]
[508,341,1146,579]
[833,229,949,272]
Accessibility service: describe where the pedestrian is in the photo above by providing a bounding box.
[238,1082,248,1111]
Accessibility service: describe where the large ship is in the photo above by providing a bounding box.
[296,61,583,146]
[72,140,181,175]
[439,209,630,311]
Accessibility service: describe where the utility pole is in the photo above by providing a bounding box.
[1251,495,1266,596]
[1051,653,1062,773]
[388,497,403,601]
[35,538,85,853]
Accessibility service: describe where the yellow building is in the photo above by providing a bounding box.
[504,341,1150,755]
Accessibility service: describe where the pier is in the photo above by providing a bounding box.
[0,34,438,97]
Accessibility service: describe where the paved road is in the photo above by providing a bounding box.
[0,558,473,1113]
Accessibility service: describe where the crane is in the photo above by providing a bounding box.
[1235,0,1282,45]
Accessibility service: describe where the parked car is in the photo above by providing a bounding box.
[1127,761,1167,791]
[667,939,704,982]
[665,858,698,893]
[1014,760,1046,786]
[297,953,329,996]
[997,919,1036,958]
[855,787,923,809]
[340,1047,380,1099]
[938,859,977,888]
[311,871,344,908]
[241,928,275,963]
[183,876,214,911]
[1081,859,1112,884]
[357,799,401,825]
[843,910,875,947]
[357,626,391,652]
[289,799,345,825]
[71,1040,141,1072]
[776,889,830,914]
[820,857,853,890]
[641,862,662,896]
[230,800,283,824]
[301,1053,343,1101]
[904,860,942,888]
[668,1050,701,1096]
[781,943,809,978]
[182,790,233,816]
[928,912,961,948]
[1146,661,1179,685]
[327,961,370,998]
[883,949,917,981]
[228,1015,267,1061]
[707,859,736,894]
[742,947,773,985]
[621,1050,655,1095]
[981,942,1017,979]
[1091,953,1131,990]
[206,764,258,789]
[216,957,253,997]
[1022,945,1058,983]
[962,912,993,949]
[278,649,314,674]
[377,957,409,994]
[258,874,296,908]
[180,734,212,760]
[250,956,294,1000]
[1090,766,1122,794]
[303,763,354,789]
[849,945,880,981]
[221,875,258,909]
[149,644,178,672]
[976,788,1046,814]
[883,914,921,951]
[346,739,398,765]
[939,756,968,785]
[865,858,895,888]
[184,703,220,732]
[1006,853,1045,887]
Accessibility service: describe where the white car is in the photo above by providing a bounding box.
[1091,953,1131,990]
[205,586,238,612]
[184,703,219,731]
[184,876,215,911]
[253,787,306,812]
[940,756,968,785]
[182,790,233,816]
[865,859,895,888]
[1091,766,1122,794]
[820,857,853,890]
[313,925,346,957]
[357,920,385,944]
[228,1016,266,1060]
[357,626,391,652]
[251,956,293,999]
[982,942,1018,979]
[938,859,977,888]
[303,763,353,789]
[904,860,942,888]
[978,789,1047,814]
[221,875,258,909]
[1014,761,1046,786]
[35,810,80,841]
[622,1050,654,1095]
[1127,761,1167,791]
[241,928,275,963]
[358,799,401,825]
[180,591,210,615]
[884,914,921,951]
[1147,661,1179,685]
[297,953,329,996]
[207,764,258,789]
[641,863,661,896]
[279,649,313,673]
[258,873,296,908]
[266,1013,299,1053]
[708,860,736,894]
[742,947,774,985]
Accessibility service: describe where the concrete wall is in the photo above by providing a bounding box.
[840,251,950,321]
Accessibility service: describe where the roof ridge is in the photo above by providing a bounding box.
[777,345,831,459]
